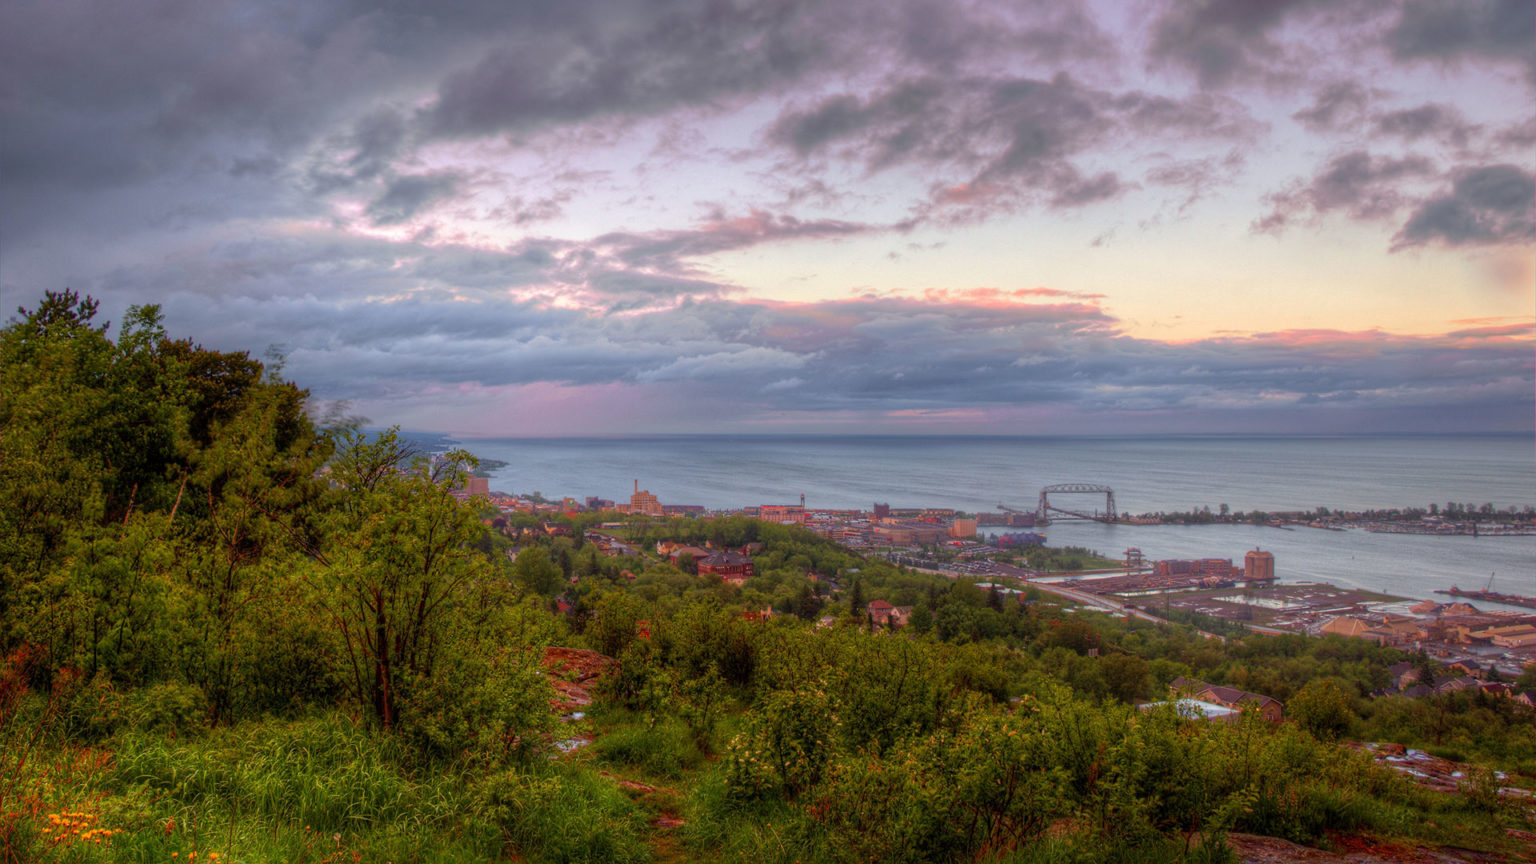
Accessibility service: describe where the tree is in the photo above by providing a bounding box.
[909,603,934,635]
[319,434,493,730]
[1288,678,1354,740]
[513,547,564,596]
[1100,653,1149,703]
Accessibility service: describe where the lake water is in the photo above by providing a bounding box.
[447,434,1536,607]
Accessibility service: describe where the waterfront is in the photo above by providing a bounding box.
[456,434,1536,608]
[1019,520,1535,614]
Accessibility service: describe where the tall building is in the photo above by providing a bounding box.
[759,504,806,524]
[949,518,977,538]
[1244,548,1275,581]
[457,476,489,496]
[627,479,663,517]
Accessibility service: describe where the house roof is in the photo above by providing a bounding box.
[699,550,751,566]
[1203,684,1280,710]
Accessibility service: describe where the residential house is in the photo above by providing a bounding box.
[1169,677,1283,722]
[1385,661,1423,690]
[1442,659,1485,680]
[697,550,754,584]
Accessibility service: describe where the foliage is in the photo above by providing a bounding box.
[1287,677,1355,741]
[4,291,1534,863]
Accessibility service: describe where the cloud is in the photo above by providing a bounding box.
[1392,164,1536,249]
[1254,151,1435,233]
[49,214,1534,434]
[421,0,1118,140]
[366,171,466,225]
[768,73,1256,220]
[422,1,837,139]
[1146,0,1331,88]
[596,209,878,273]
[1374,103,1476,147]
[260,293,1536,431]
[1293,81,1375,132]
[1388,0,1536,82]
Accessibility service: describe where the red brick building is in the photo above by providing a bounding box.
[697,550,754,584]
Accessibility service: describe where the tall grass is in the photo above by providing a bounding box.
[3,707,655,864]
[476,765,651,864]
[110,712,468,833]
[591,714,704,780]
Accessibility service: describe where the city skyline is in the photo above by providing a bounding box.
[3,0,1532,435]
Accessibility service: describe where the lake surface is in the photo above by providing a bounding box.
[444,434,1535,606]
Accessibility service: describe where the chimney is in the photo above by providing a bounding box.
[634,479,639,494]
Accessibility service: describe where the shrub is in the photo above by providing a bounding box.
[725,687,841,802]
[396,644,554,765]
[127,681,208,737]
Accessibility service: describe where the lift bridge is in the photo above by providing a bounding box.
[1035,483,1117,525]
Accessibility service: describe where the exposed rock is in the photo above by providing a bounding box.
[1348,743,1533,802]
[541,647,618,713]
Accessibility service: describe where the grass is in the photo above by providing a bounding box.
[589,712,705,780]
[1,701,655,864]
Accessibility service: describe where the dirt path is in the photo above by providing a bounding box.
[541,647,693,862]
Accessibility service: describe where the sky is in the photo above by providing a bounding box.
[2,0,1533,436]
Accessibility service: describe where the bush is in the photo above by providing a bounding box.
[725,687,841,802]
[127,681,208,737]
[54,668,126,740]
[396,644,555,765]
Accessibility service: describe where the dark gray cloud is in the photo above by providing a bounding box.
[1392,164,1536,249]
[1388,0,1536,81]
[769,73,1256,219]
[1374,103,1475,147]
[1258,154,1534,251]
[1147,0,1332,88]
[1293,81,1374,132]
[366,171,466,225]
[424,0,835,138]
[1255,151,1435,233]
[421,0,1114,139]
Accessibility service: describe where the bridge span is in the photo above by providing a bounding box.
[1036,483,1117,524]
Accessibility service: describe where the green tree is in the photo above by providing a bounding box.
[1287,678,1354,740]
[318,433,492,729]
[514,547,565,596]
[1101,653,1150,703]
